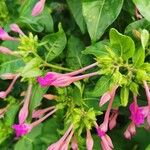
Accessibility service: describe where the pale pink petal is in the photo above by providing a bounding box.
[99,92,111,107]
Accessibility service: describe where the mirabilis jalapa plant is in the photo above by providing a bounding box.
[0,0,150,150]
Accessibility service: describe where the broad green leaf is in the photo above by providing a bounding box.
[66,35,91,70]
[132,47,145,67]
[29,84,48,115]
[133,0,150,22]
[42,24,67,62]
[120,86,129,106]
[141,29,149,49]
[92,75,111,97]
[82,0,123,42]
[20,58,42,78]
[82,40,109,57]
[0,58,25,74]
[110,28,135,60]
[66,0,86,33]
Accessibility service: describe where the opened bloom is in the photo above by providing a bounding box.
[13,108,57,138]
[32,0,46,16]
[38,62,98,87]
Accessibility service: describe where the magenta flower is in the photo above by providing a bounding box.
[37,62,98,87]
[12,124,32,138]
[10,24,25,35]
[129,102,145,126]
[0,28,18,41]
[13,108,57,138]
[32,0,46,16]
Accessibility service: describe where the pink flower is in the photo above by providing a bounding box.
[43,94,57,100]
[12,124,32,138]
[0,28,18,41]
[0,74,20,99]
[129,102,145,126]
[47,124,74,150]
[32,0,46,16]
[124,122,136,140]
[0,73,18,80]
[13,108,57,138]
[100,86,118,132]
[109,109,118,130]
[71,136,79,150]
[32,106,55,118]
[18,84,32,124]
[99,92,111,107]
[0,46,14,55]
[96,127,114,150]
[86,129,94,150]
[37,62,98,87]
[10,24,25,35]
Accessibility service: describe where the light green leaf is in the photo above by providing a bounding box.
[120,86,129,106]
[0,58,25,74]
[141,29,149,49]
[110,28,135,60]
[82,40,109,57]
[42,24,67,62]
[92,75,111,97]
[66,0,86,33]
[132,47,145,67]
[133,0,150,22]
[82,0,123,42]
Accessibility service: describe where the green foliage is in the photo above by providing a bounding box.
[0,0,150,149]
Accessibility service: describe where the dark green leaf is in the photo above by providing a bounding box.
[66,0,86,33]
[42,24,67,62]
[82,0,123,42]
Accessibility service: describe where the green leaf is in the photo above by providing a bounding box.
[110,28,135,60]
[125,19,150,37]
[92,75,111,97]
[120,86,129,106]
[82,40,109,57]
[20,58,42,78]
[19,0,53,32]
[0,58,25,74]
[29,84,48,116]
[82,0,123,42]
[141,29,149,49]
[66,0,86,33]
[132,47,145,67]
[42,24,67,62]
[133,0,150,22]
[66,35,91,70]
